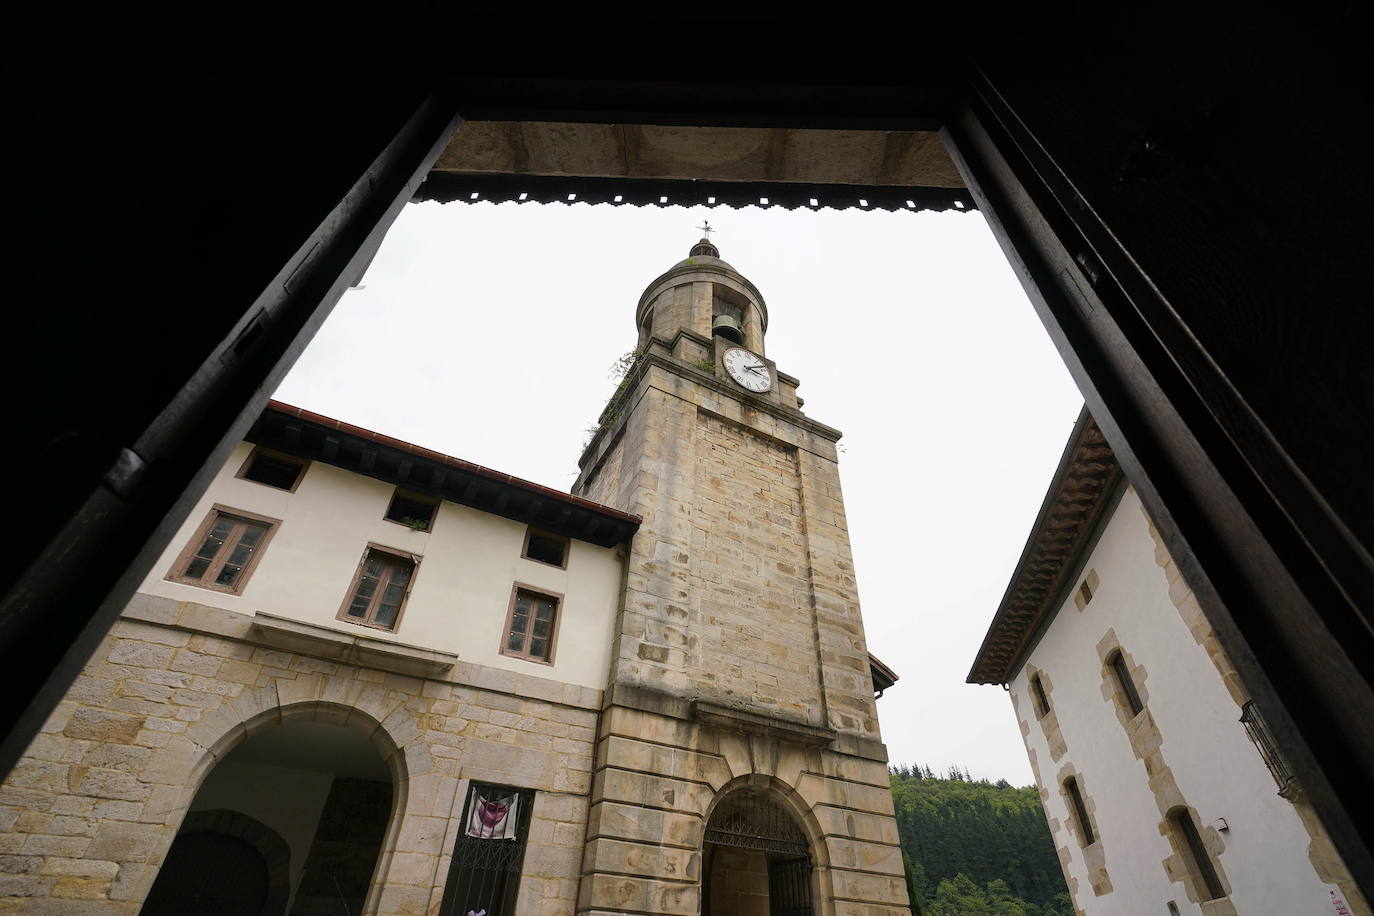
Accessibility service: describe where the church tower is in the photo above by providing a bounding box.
[573,239,909,915]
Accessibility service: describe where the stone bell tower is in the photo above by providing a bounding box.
[573,240,908,916]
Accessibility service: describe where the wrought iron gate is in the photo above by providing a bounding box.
[703,791,815,916]
[768,856,814,916]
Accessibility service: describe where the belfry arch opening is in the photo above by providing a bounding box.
[710,284,748,346]
[702,789,816,916]
[142,716,396,916]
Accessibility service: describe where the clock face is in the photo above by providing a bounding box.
[722,347,772,392]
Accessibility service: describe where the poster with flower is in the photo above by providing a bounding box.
[465,787,521,840]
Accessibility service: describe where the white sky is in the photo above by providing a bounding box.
[275,199,1084,785]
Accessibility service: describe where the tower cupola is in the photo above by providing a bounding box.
[635,238,769,354]
[689,237,720,258]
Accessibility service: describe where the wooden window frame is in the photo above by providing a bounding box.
[166,504,281,595]
[498,583,564,666]
[520,527,569,569]
[335,543,420,633]
[383,488,439,532]
[235,445,309,492]
[1065,776,1096,847]
[1108,649,1145,717]
[1030,672,1052,719]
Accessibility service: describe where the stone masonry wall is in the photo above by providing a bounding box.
[584,364,881,741]
[575,353,906,915]
[578,705,908,916]
[0,595,601,916]
[690,410,820,724]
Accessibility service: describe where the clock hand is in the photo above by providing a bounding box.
[746,364,766,374]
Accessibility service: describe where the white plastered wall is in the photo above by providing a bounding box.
[137,442,623,690]
[1011,486,1341,915]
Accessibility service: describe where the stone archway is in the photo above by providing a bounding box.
[142,809,291,915]
[136,690,429,916]
[702,788,816,916]
[144,709,398,915]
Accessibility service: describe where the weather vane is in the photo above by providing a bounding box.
[696,220,715,239]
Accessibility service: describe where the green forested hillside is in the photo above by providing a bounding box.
[890,765,1073,915]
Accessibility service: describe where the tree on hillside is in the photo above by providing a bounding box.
[889,767,1070,912]
[903,852,928,915]
[924,873,1075,916]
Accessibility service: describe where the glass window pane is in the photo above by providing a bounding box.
[374,602,399,629]
[535,601,554,622]
[192,518,234,564]
[515,594,531,614]
[381,582,406,607]
[509,613,528,635]
[529,638,548,659]
[346,596,369,618]
[532,618,550,638]
[506,632,526,652]
[215,562,244,587]
[224,541,254,570]
[238,524,266,547]
[389,563,412,587]
[184,556,210,580]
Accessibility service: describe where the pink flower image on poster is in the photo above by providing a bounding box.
[465,788,520,840]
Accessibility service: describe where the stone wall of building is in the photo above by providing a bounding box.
[0,595,601,915]
[690,410,820,725]
[707,847,769,916]
[578,703,907,916]
[1008,486,1355,915]
[575,353,907,914]
[579,362,881,743]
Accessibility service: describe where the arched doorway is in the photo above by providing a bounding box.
[702,789,814,916]
[142,716,395,915]
[142,810,286,916]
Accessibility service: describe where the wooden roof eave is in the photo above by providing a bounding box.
[966,407,1123,685]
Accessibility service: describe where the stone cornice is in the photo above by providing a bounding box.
[121,593,604,711]
[692,701,835,747]
[250,612,458,678]
[578,347,842,472]
[966,408,1123,685]
[602,684,886,760]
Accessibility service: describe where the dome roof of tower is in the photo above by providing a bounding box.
[636,238,768,333]
[672,238,739,272]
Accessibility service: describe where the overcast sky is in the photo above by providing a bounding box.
[275,199,1083,785]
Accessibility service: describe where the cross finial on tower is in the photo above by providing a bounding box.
[696,220,714,240]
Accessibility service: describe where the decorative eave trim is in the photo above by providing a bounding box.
[251,401,641,548]
[416,172,976,215]
[966,407,1123,685]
